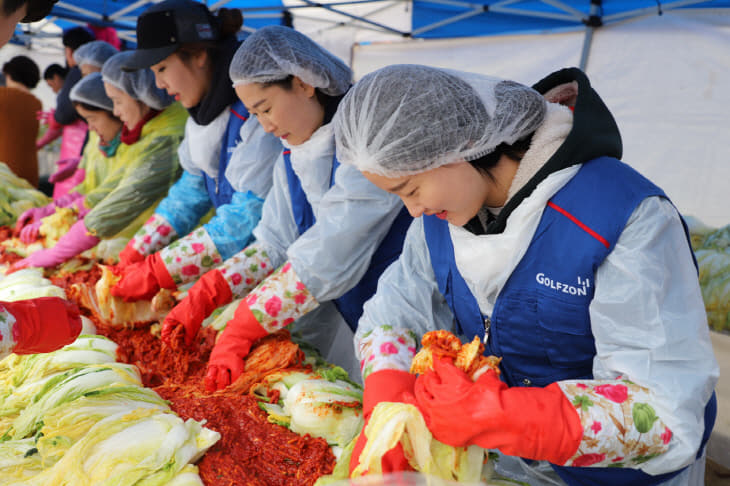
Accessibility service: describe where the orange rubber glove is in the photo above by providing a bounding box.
[111,253,176,302]
[3,297,82,355]
[349,369,417,476]
[204,300,267,392]
[118,244,145,266]
[415,359,582,465]
[161,269,233,347]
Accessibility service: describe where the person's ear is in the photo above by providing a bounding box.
[193,50,208,70]
[292,76,316,98]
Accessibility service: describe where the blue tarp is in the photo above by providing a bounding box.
[412,0,730,38]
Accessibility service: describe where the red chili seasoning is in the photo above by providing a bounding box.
[87,318,336,485]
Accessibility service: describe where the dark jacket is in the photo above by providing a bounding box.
[54,65,82,125]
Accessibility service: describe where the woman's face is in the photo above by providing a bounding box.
[0,5,26,47]
[104,82,148,128]
[235,77,324,146]
[76,105,122,144]
[362,158,517,227]
[150,52,209,108]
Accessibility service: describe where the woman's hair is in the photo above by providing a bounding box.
[73,100,121,121]
[62,26,95,51]
[175,8,243,64]
[43,63,67,80]
[262,74,344,124]
[468,134,534,180]
[2,55,40,88]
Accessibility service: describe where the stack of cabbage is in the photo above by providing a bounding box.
[0,271,220,485]
[0,336,220,485]
[0,163,50,227]
[687,217,730,333]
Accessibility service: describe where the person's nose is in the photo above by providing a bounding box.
[259,117,276,134]
[403,199,424,218]
[155,76,166,91]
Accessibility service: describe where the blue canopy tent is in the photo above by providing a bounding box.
[12,0,730,65]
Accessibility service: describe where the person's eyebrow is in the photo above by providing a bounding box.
[387,179,410,193]
[249,98,266,110]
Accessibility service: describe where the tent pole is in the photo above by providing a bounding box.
[579,0,601,71]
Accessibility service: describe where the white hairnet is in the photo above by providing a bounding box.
[229,25,351,96]
[70,72,114,112]
[333,64,547,177]
[101,51,174,110]
[72,40,119,68]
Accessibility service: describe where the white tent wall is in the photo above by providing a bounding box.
[285,0,411,65]
[0,29,65,111]
[351,9,730,228]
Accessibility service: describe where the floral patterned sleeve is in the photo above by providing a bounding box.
[558,378,672,468]
[127,214,178,257]
[243,261,319,333]
[159,227,223,286]
[357,325,419,379]
[217,242,275,298]
[0,305,18,359]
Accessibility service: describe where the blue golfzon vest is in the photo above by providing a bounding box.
[203,99,248,208]
[283,149,411,331]
[423,157,716,486]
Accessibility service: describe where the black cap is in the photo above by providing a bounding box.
[22,0,58,23]
[123,0,220,71]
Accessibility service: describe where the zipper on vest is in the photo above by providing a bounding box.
[483,316,491,344]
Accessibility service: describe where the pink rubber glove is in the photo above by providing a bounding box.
[15,204,56,233]
[12,220,100,270]
[19,221,43,244]
[48,157,81,184]
[36,109,55,125]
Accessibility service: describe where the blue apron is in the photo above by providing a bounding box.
[203,99,248,208]
[423,157,716,485]
[283,149,411,331]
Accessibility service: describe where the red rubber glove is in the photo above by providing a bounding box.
[415,359,582,465]
[118,243,145,266]
[204,300,267,392]
[3,297,82,354]
[111,253,176,302]
[161,269,233,347]
[349,369,417,476]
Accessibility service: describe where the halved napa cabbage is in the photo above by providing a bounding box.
[351,402,484,482]
[0,437,43,484]
[0,268,65,301]
[26,408,219,486]
[6,363,143,440]
[254,368,363,452]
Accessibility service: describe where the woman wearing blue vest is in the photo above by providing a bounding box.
[110,0,281,301]
[333,65,718,484]
[160,26,411,389]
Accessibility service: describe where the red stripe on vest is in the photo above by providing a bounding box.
[230,108,248,121]
[547,201,610,249]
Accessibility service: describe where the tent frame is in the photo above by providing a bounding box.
[12,0,723,63]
